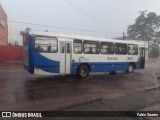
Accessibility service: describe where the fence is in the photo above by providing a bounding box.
[0,45,23,61]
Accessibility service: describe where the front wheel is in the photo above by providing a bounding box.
[126,64,134,74]
[78,65,89,78]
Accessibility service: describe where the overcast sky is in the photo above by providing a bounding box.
[0,0,160,45]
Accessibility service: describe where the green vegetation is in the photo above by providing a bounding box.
[127,11,160,58]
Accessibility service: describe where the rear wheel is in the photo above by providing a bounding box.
[126,64,134,74]
[78,65,89,78]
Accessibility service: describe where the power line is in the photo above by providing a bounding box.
[65,0,115,31]
[9,20,122,35]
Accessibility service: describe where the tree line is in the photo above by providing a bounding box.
[127,11,160,58]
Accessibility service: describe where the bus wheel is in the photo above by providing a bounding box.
[126,64,134,74]
[78,65,89,78]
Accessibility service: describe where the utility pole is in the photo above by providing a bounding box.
[123,31,125,40]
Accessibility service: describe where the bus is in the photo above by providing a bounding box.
[23,29,147,78]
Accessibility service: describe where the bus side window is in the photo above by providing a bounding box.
[35,37,58,53]
[67,43,70,53]
[115,43,127,55]
[47,46,51,52]
[60,42,65,53]
[73,39,82,54]
[128,44,138,55]
[83,40,99,54]
[35,45,44,52]
[101,42,114,54]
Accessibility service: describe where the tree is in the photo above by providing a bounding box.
[127,11,160,58]
[15,40,19,45]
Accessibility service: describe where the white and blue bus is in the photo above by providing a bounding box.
[23,29,147,78]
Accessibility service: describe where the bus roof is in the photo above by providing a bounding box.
[28,30,147,48]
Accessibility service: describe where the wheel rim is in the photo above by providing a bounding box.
[80,68,87,77]
[129,65,133,72]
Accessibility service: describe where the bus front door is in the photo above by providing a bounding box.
[60,41,72,75]
[140,48,145,69]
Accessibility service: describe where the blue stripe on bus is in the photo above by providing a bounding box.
[71,62,141,75]
[34,52,60,66]
[38,67,60,73]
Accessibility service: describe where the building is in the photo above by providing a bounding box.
[0,4,8,45]
[8,21,16,45]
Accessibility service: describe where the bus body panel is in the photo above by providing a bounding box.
[71,51,141,75]
[23,34,34,74]
[34,52,60,66]
[71,61,141,75]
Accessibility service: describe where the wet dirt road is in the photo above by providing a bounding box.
[0,59,160,114]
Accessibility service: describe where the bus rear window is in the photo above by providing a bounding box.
[35,37,58,53]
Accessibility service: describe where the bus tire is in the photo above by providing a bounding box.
[126,64,134,74]
[78,65,89,78]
